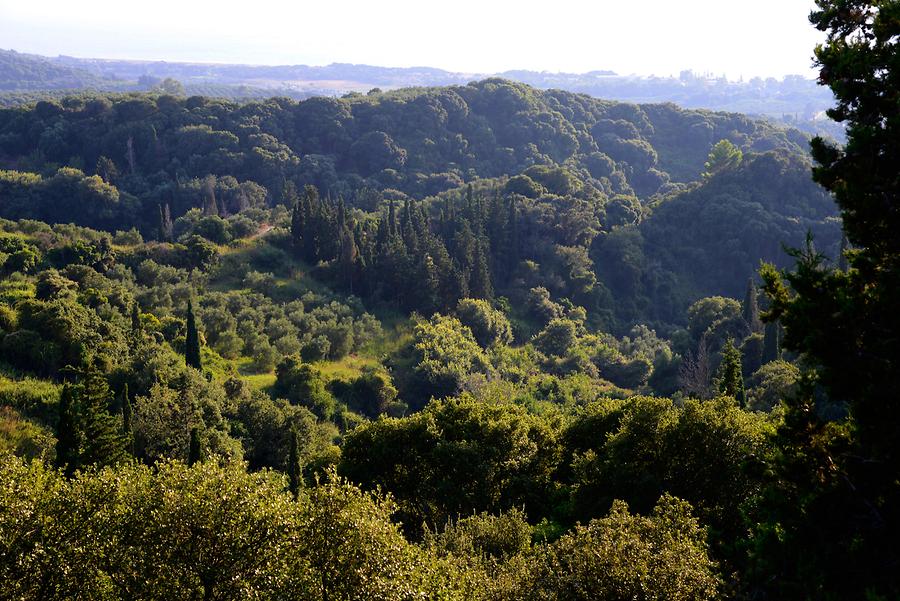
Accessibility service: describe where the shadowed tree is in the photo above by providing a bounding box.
[761,320,781,364]
[742,278,762,333]
[78,365,128,469]
[122,384,134,456]
[716,338,746,407]
[55,384,80,477]
[188,427,201,467]
[754,2,900,596]
[185,300,202,371]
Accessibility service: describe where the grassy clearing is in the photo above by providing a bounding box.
[242,372,277,392]
[314,355,382,382]
[0,406,55,460]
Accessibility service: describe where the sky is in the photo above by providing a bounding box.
[0,0,824,78]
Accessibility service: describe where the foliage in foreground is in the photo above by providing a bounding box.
[0,452,722,601]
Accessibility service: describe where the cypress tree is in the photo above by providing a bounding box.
[505,199,520,280]
[717,338,746,407]
[420,255,441,313]
[121,384,134,456]
[131,302,141,333]
[55,384,80,477]
[742,278,762,333]
[282,180,300,207]
[388,200,397,239]
[158,203,174,242]
[751,7,900,593]
[838,233,849,272]
[201,175,218,216]
[339,223,358,294]
[762,320,782,364]
[288,427,302,500]
[401,200,419,256]
[290,198,305,251]
[470,240,493,300]
[679,339,712,400]
[185,300,202,370]
[188,427,202,466]
[158,204,167,241]
[375,207,391,248]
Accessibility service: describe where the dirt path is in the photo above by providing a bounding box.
[248,223,274,240]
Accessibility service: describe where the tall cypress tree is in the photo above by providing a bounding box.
[185,300,202,370]
[158,203,173,242]
[121,384,134,456]
[388,200,397,239]
[838,233,849,272]
[288,426,302,500]
[742,278,762,333]
[282,180,300,207]
[55,384,80,477]
[131,302,141,333]
[716,338,746,407]
[188,427,202,466]
[470,240,493,300]
[505,199,521,281]
[290,196,305,252]
[762,320,781,364]
[339,223,359,294]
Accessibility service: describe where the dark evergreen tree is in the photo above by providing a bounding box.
[158,203,173,242]
[755,4,900,596]
[201,175,218,216]
[281,180,300,207]
[55,384,80,477]
[130,302,141,333]
[188,427,202,466]
[716,338,746,407]
[470,240,493,300]
[761,320,781,365]
[121,384,134,456]
[290,197,305,252]
[388,200,398,238]
[742,278,762,333]
[420,255,441,313]
[78,365,127,469]
[185,300,202,370]
[679,338,712,399]
[505,198,521,281]
[338,222,359,294]
[401,200,419,257]
[838,233,849,272]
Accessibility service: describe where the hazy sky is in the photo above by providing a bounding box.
[0,0,823,78]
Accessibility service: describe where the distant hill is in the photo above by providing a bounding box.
[0,49,841,140]
[0,49,111,91]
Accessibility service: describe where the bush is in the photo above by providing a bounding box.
[456,298,513,348]
[427,508,533,561]
[272,356,337,421]
[528,495,721,601]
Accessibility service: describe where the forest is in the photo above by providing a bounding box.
[1,1,898,599]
